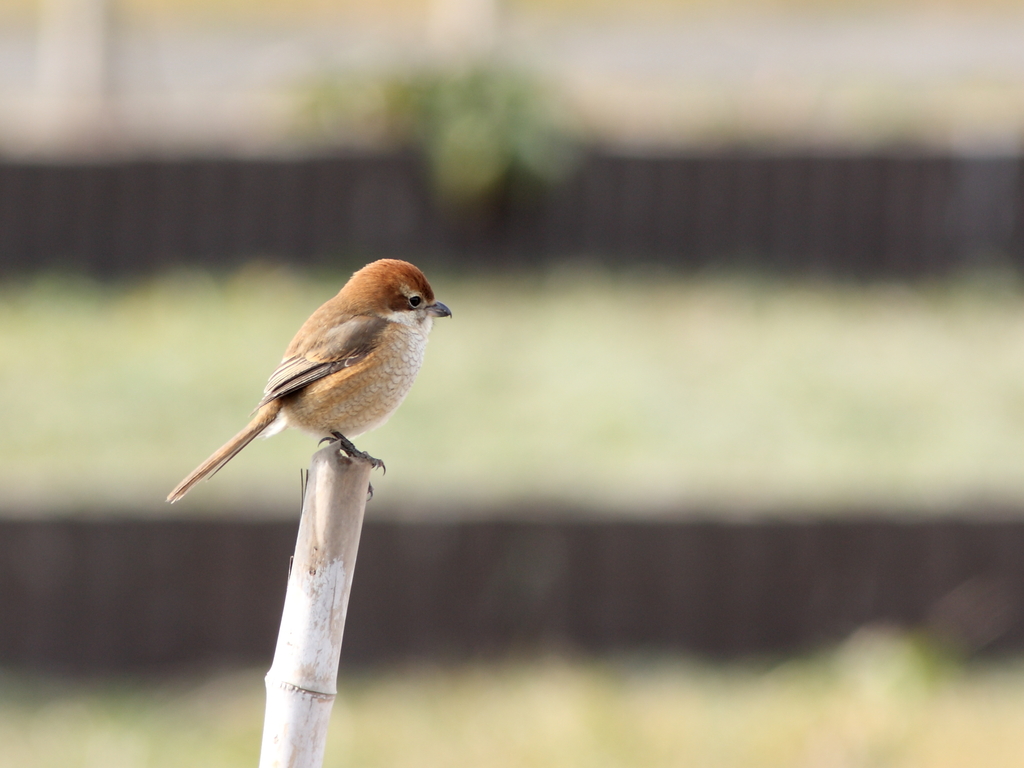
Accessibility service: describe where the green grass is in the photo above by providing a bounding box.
[2,266,1024,516]
[3,634,1024,768]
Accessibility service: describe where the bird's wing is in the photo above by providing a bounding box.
[257,315,387,408]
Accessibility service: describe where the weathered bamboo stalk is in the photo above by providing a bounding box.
[258,445,372,768]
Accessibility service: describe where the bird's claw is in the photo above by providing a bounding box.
[328,431,385,472]
[348,448,385,473]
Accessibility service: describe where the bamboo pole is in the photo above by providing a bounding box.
[258,445,372,768]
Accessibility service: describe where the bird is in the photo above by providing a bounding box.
[167,259,451,503]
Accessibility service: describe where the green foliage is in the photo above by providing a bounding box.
[4,269,1024,516]
[298,65,577,206]
[3,634,1024,768]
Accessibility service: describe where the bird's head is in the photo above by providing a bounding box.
[341,259,452,329]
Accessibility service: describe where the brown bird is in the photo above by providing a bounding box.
[167,259,451,503]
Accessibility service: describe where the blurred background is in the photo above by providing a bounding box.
[4,0,1024,765]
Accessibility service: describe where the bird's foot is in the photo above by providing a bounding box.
[328,431,386,473]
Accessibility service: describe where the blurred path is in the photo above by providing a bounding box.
[2,10,1024,152]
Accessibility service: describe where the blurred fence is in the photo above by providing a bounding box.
[0,517,1021,672]
[0,151,1021,277]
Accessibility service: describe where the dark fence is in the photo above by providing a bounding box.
[0,517,1021,672]
[1,151,1021,277]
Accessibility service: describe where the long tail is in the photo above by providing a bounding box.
[167,402,282,503]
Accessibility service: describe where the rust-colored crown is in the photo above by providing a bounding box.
[340,259,435,315]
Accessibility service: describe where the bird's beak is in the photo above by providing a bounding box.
[427,301,452,318]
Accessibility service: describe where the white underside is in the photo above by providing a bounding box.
[269,406,398,440]
[260,412,289,439]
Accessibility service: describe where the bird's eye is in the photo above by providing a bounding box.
[408,296,422,308]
